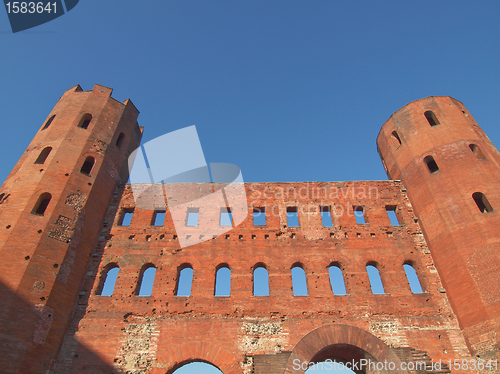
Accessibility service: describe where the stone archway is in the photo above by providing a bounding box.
[157,342,243,374]
[166,359,224,374]
[284,324,409,374]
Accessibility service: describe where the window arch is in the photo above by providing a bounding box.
[135,264,156,296]
[424,155,439,173]
[175,264,193,296]
[253,264,269,296]
[366,263,385,294]
[424,111,440,126]
[390,130,402,148]
[34,147,52,164]
[80,156,95,176]
[42,115,55,130]
[328,263,347,295]
[291,263,308,296]
[31,192,51,216]
[403,262,423,293]
[78,113,92,129]
[97,264,120,296]
[214,264,231,297]
[116,132,125,149]
[469,144,487,160]
[472,192,494,213]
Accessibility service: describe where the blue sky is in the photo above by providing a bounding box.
[1,1,500,185]
[2,2,499,373]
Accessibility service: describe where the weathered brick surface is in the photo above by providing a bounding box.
[1,90,498,374]
[0,85,142,373]
[378,97,500,362]
[58,182,478,373]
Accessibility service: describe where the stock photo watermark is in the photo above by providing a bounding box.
[128,125,248,249]
[3,0,79,32]
[292,358,498,372]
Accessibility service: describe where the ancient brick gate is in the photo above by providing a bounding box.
[0,86,498,373]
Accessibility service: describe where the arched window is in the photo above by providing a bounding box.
[136,264,156,296]
[42,115,55,130]
[424,155,439,173]
[472,192,494,213]
[329,264,347,295]
[469,144,487,160]
[98,264,120,296]
[390,131,402,148]
[214,265,231,297]
[424,111,440,127]
[291,264,308,296]
[80,156,95,176]
[34,147,52,164]
[31,192,51,216]
[403,262,423,293]
[116,132,125,149]
[366,263,385,294]
[175,265,193,296]
[253,264,269,296]
[78,113,92,129]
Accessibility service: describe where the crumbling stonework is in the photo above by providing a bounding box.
[114,316,158,374]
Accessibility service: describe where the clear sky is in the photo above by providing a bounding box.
[1,1,500,185]
[1,2,499,373]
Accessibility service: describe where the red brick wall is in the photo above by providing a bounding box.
[59,181,476,373]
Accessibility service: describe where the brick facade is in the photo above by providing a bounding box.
[0,87,498,373]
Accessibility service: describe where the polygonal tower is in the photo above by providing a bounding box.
[0,85,142,373]
[377,96,500,358]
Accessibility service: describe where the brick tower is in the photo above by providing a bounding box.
[0,85,142,373]
[377,96,500,358]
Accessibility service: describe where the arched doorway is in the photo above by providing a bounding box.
[169,361,223,374]
[285,324,409,374]
[160,342,242,374]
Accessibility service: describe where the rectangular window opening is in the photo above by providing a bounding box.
[186,208,199,226]
[152,211,166,226]
[220,207,233,226]
[120,209,134,226]
[320,206,333,227]
[253,207,266,226]
[386,206,400,226]
[286,206,299,227]
[353,206,366,224]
